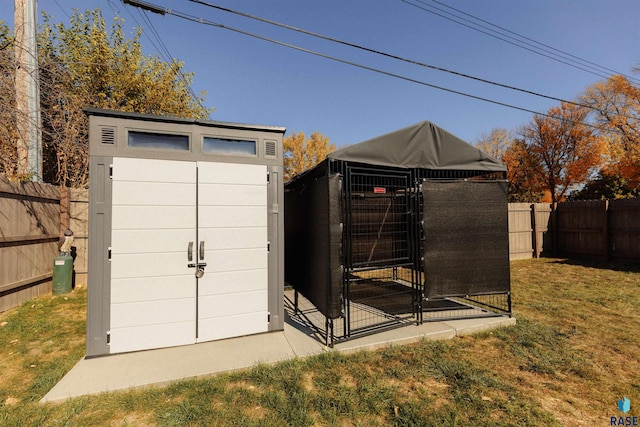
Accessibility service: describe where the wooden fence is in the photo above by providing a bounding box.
[0,175,88,313]
[2,177,638,313]
[508,203,553,260]
[0,175,60,312]
[508,200,640,261]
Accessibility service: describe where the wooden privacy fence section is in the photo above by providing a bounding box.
[508,200,640,261]
[0,176,60,312]
[508,203,552,260]
[1,173,638,314]
[555,199,640,261]
[0,176,89,313]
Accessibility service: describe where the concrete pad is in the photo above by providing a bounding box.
[334,322,456,354]
[41,314,515,404]
[442,316,516,336]
[282,312,327,357]
[42,331,298,403]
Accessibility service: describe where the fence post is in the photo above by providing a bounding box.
[551,202,558,257]
[603,200,610,262]
[531,203,539,258]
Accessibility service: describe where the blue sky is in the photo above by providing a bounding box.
[2,0,640,147]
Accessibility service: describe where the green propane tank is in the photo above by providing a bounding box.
[52,254,73,295]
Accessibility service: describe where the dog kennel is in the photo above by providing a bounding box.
[85,109,285,356]
[285,121,511,345]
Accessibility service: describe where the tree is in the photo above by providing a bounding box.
[569,172,639,200]
[0,9,213,187]
[475,128,513,161]
[0,21,20,179]
[283,131,335,181]
[518,102,605,203]
[581,74,640,184]
[501,138,543,202]
[40,9,212,188]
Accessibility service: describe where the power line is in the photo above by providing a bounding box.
[121,1,203,108]
[429,0,639,84]
[186,0,636,121]
[139,3,617,134]
[52,0,71,19]
[400,0,626,82]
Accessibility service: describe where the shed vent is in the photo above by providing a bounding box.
[265,140,277,158]
[101,127,116,145]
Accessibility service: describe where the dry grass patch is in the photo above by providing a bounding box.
[0,258,638,426]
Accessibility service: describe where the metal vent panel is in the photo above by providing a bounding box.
[101,127,116,145]
[265,140,277,157]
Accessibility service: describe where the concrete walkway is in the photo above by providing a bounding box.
[41,302,515,403]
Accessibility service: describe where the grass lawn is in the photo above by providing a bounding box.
[0,258,638,426]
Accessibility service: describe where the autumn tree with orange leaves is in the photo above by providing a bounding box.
[582,74,640,185]
[283,131,335,181]
[517,102,606,203]
[501,138,544,202]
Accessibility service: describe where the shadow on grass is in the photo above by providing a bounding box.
[540,256,640,273]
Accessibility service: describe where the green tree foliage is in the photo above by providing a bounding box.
[569,172,640,200]
[0,9,212,187]
[41,10,209,117]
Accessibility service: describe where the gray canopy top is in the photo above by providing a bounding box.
[327,121,506,172]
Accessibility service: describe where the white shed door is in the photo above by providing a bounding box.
[109,158,268,353]
[110,158,197,353]
[196,162,269,342]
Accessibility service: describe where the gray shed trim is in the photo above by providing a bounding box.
[84,108,287,134]
[86,109,286,357]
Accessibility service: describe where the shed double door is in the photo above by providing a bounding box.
[109,157,268,353]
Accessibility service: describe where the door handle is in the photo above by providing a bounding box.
[188,241,194,262]
[199,241,205,261]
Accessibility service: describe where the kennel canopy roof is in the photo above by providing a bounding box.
[327,121,506,172]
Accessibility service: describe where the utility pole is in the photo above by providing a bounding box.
[14,0,42,181]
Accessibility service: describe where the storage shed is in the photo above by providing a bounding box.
[85,109,285,356]
[285,121,511,345]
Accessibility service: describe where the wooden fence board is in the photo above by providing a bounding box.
[609,199,640,260]
[507,203,552,260]
[556,201,607,260]
[70,188,89,286]
[507,201,638,261]
[508,203,533,260]
[0,175,61,312]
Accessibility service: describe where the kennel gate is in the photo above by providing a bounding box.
[340,165,422,339]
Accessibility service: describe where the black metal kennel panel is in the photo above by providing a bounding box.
[284,121,511,345]
[345,167,411,268]
[341,165,420,338]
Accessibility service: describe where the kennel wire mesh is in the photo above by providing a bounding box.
[339,164,422,340]
[287,160,512,346]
